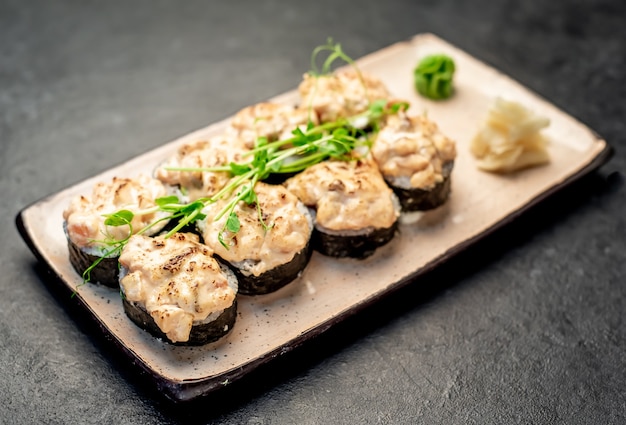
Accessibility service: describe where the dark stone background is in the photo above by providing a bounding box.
[1,0,624,423]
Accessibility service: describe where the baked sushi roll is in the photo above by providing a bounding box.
[62,175,172,287]
[372,111,457,211]
[198,182,313,295]
[226,102,316,149]
[284,157,400,258]
[119,233,238,345]
[298,69,391,123]
[154,135,249,201]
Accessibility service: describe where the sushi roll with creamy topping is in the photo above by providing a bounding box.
[198,182,313,295]
[298,69,391,123]
[119,233,238,345]
[372,112,456,211]
[155,135,249,201]
[62,175,172,287]
[227,102,316,149]
[284,157,400,258]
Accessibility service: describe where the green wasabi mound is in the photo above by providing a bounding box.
[414,54,456,100]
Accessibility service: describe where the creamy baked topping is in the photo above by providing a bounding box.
[470,98,550,172]
[284,158,399,231]
[298,70,391,122]
[227,102,315,149]
[63,175,170,250]
[200,182,312,277]
[372,112,456,190]
[119,233,237,343]
[154,135,248,201]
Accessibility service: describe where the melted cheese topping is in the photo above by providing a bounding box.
[372,112,457,190]
[200,182,312,276]
[62,175,169,250]
[298,70,391,122]
[155,136,248,201]
[227,102,315,149]
[470,98,550,172]
[119,233,237,343]
[284,158,398,231]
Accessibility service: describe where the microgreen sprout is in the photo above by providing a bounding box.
[310,38,360,77]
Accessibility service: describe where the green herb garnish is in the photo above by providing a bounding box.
[310,38,361,76]
[414,54,455,100]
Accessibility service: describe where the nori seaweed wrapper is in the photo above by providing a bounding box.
[122,298,237,346]
[218,240,312,295]
[388,161,454,211]
[313,220,398,259]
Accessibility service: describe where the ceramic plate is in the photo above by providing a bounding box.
[16,33,611,402]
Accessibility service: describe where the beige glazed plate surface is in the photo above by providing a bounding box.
[16,33,611,402]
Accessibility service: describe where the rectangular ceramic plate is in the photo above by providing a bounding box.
[16,33,611,402]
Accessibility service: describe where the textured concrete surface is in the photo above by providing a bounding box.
[2,0,625,423]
